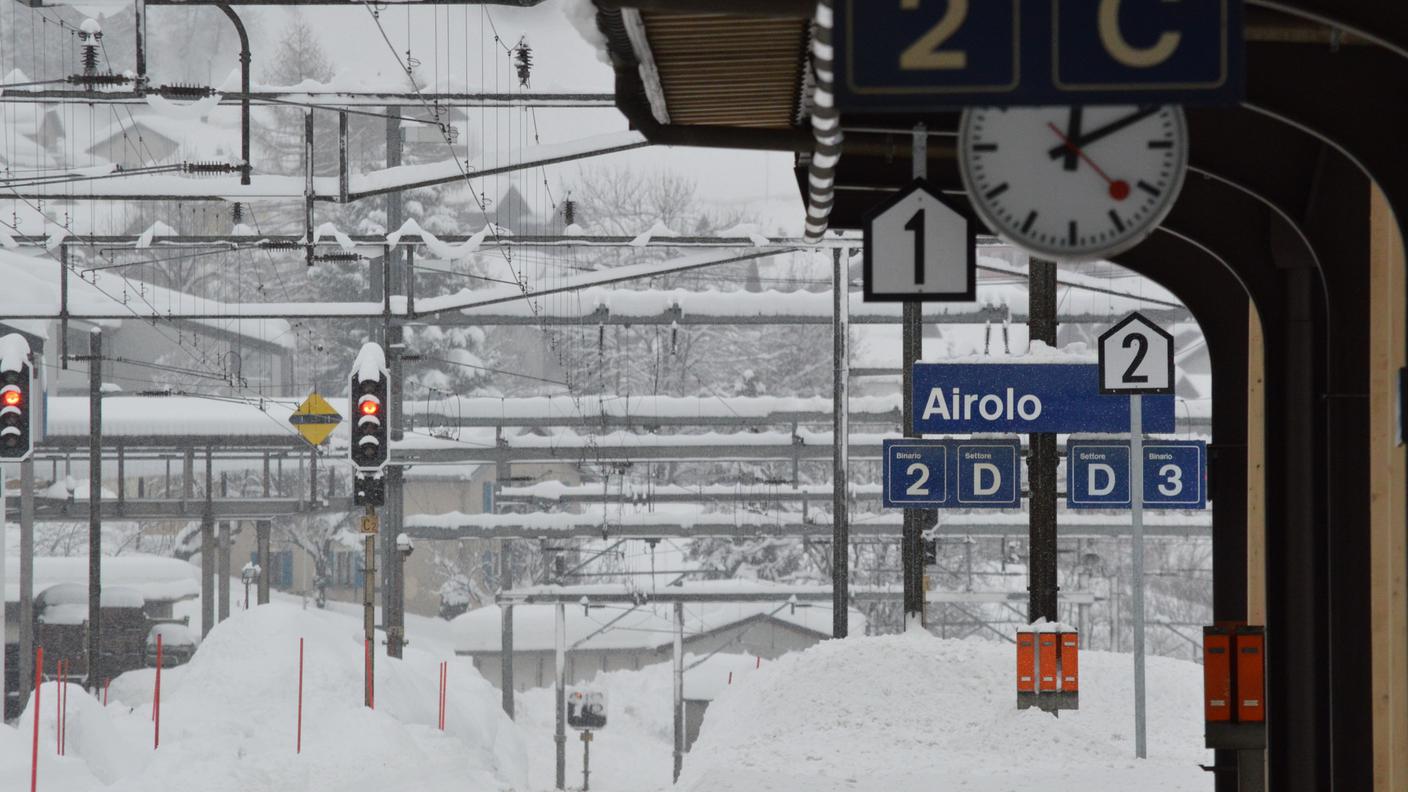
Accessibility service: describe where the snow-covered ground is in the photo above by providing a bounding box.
[678,631,1210,792]
[0,603,525,792]
[3,592,1209,792]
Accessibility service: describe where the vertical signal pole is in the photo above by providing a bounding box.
[19,458,34,704]
[87,329,102,691]
[383,108,405,658]
[1130,395,1147,758]
[362,507,377,708]
[351,342,390,706]
[832,246,850,638]
[555,601,567,790]
[1027,259,1059,623]
[901,125,927,629]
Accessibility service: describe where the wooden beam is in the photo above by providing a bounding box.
[1248,304,1267,624]
[1369,183,1408,792]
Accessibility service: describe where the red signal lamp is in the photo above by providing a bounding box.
[1,389,20,407]
[359,399,380,416]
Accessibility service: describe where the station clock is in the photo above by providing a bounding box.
[957,105,1189,261]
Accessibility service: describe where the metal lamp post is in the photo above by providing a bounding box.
[241,562,260,610]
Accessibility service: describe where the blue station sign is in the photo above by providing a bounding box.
[1066,439,1206,509]
[883,438,1022,509]
[835,0,1243,111]
[911,364,1175,435]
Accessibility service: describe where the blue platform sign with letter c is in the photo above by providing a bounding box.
[834,0,1242,111]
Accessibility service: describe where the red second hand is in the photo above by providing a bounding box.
[1047,122,1130,201]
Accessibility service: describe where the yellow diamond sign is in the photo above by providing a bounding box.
[288,392,342,446]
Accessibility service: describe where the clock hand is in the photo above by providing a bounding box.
[1061,106,1084,172]
[1046,106,1160,160]
[1046,122,1131,201]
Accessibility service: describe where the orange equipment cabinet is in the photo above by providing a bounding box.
[1203,627,1233,722]
[1017,626,1078,712]
[1037,632,1059,694]
[1016,629,1037,709]
[1235,628,1266,723]
[1058,631,1079,693]
[1204,624,1267,750]
[1056,630,1079,709]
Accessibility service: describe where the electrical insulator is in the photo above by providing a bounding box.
[66,73,130,87]
[182,161,240,175]
[514,36,533,88]
[78,19,102,76]
[158,83,216,99]
[562,197,576,226]
[312,252,363,264]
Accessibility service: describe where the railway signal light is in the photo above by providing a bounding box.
[0,335,35,461]
[348,344,390,473]
[353,474,385,507]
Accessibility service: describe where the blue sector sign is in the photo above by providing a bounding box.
[835,0,1242,111]
[1067,439,1206,509]
[883,439,1021,508]
[1066,443,1132,507]
[912,364,1174,435]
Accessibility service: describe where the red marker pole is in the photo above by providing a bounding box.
[365,639,374,710]
[297,638,304,754]
[154,634,163,750]
[439,662,447,731]
[59,661,67,756]
[31,646,42,792]
[55,660,62,756]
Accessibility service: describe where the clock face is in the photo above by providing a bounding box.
[958,105,1188,261]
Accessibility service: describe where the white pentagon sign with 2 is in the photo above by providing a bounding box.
[1098,312,1174,395]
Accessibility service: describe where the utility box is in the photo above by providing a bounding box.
[1017,623,1078,712]
[1203,627,1233,723]
[1204,624,1266,749]
[1037,633,1059,693]
[1016,629,1037,708]
[1056,630,1079,710]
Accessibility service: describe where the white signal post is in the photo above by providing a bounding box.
[1098,312,1174,760]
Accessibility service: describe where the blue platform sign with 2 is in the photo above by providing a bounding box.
[835,0,1243,111]
[883,438,1021,508]
[1067,439,1206,509]
[911,363,1174,435]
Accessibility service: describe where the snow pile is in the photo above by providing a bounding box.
[0,603,527,792]
[0,332,30,372]
[353,341,389,382]
[678,632,1209,792]
[518,662,678,790]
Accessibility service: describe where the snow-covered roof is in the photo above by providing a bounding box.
[46,394,302,439]
[454,582,861,653]
[4,554,200,605]
[0,248,294,349]
[1,101,241,169]
[418,393,902,422]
